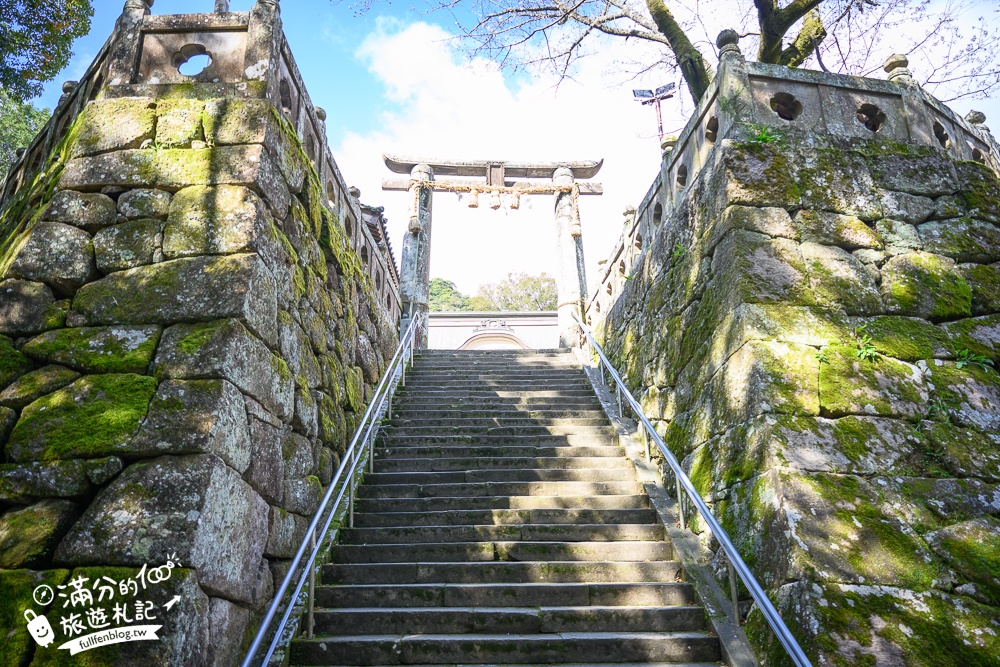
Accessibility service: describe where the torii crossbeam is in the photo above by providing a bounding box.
[382,155,604,348]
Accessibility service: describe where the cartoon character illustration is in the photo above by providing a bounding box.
[24,610,55,647]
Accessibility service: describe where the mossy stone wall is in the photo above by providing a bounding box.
[0,95,398,665]
[598,125,1000,666]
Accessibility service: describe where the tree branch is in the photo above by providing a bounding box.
[779,9,826,67]
[643,0,713,101]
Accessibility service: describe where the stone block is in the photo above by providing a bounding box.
[0,279,67,336]
[0,569,70,666]
[69,98,156,157]
[162,185,282,267]
[793,210,881,249]
[925,362,1000,434]
[94,218,163,273]
[318,446,335,485]
[959,263,1000,316]
[118,187,171,219]
[918,218,1000,264]
[720,205,798,244]
[875,218,922,255]
[713,230,812,306]
[856,316,950,361]
[282,432,315,479]
[55,454,268,604]
[6,221,95,295]
[956,160,1000,224]
[818,344,928,418]
[800,242,883,315]
[73,253,278,347]
[154,318,292,420]
[59,144,291,220]
[720,141,801,209]
[207,597,252,667]
[0,365,80,410]
[925,517,1000,605]
[0,460,94,502]
[43,190,117,231]
[85,455,123,485]
[317,390,347,452]
[868,151,959,197]
[0,499,79,568]
[942,314,1000,359]
[248,556,274,609]
[0,334,33,391]
[6,374,157,462]
[265,505,308,558]
[245,411,284,505]
[880,252,971,319]
[155,98,205,148]
[798,149,883,220]
[282,475,323,516]
[357,332,381,384]
[933,194,968,220]
[880,190,934,224]
[131,379,252,473]
[922,420,1000,481]
[0,406,14,445]
[21,324,161,374]
[293,385,318,438]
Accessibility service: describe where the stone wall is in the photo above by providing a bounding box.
[593,39,1000,667]
[0,7,398,665]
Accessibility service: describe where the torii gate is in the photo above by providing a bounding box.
[382,155,604,348]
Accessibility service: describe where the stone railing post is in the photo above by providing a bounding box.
[245,0,282,101]
[105,0,153,88]
[715,29,757,139]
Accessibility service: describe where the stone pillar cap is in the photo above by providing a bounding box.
[967,110,987,125]
[717,29,739,49]
[883,53,908,73]
[315,107,327,122]
[62,80,78,94]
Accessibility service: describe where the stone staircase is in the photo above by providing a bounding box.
[290,349,722,666]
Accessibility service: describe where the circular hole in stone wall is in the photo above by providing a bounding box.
[634,234,643,251]
[972,147,986,164]
[173,44,212,77]
[857,103,887,132]
[705,115,719,142]
[279,79,293,116]
[676,165,688,188]
[933,121,951,149]
[653,202,663,225]
[595,301,602,313]
[769,93,803,121]
[606,282,613,295]
[618,260,627,277]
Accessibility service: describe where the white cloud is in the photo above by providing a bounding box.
[333,19,679,296]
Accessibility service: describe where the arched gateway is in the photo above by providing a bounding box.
[381,156,603,347]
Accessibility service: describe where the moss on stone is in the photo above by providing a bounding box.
[21,326,161,374]
[881,252,972,320]
[0,568,71,664]
[0,334,33,390]
[859,316,949,361]
[818,344,928,419]
[174,319,230,356]
[6,373,157,461]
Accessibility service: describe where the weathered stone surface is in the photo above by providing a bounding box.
[293,385,318,438]
[6,221,95,294]
[6,373,157,462]
[922,421,1000,481]
[0,334,33,391]
[28,566,210,666]
[857,316,950,361]
[282,432,315,479]
[0,569,70,666]
[245,410,284,505]
[880,252,971,319]
[0,460,93,501]
[207,596,252,667]
[318,445,335,485]
[0,365,80,410]
[799,149,883,220]
[918,218,1000,264]
[118,187,172,219]
[248,556,274,609]
[85,455,123,485]
[154,318,293,419]
[720,141,801,209]
[55,454,268,603]
[93,217,163,272]
[957,160,1000,224]
[0,499,79,568]
[282,475,322,516]
[875,218,922,254]
[880,190,935,224]
[317,390,347,453]
[818,344,928,418]
[155,99,205,148]
[58,145,292,219]
[0,279,66,336]
[722,205,798,241]
[0,406,14,445]
[714,230,811,305]
[69,98,156,157]
[926,362,1000,434]
[265,505,308,558]
[888,476,1000,527]
[43,190,117,231]
[793,210,881,249]
[163,184,281,264]
[357,332,381,383]
[21,324,161,374]
[800,242,883,315]
[868,151,959,197]
[959,262,1000,316]
[925,517,1000,605]
[942,314,1000,359]
[278,310,323,390]
[132,379,252,472]
[73,253,278,346]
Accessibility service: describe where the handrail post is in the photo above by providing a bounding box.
[306,528,316,639]
[728,556,741,625]
[675,477,686,530]
[348,448,356,529]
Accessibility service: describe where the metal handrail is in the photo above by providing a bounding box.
[241,318,419,667]
[574,315,813,667]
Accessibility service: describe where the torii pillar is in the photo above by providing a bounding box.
[553,166,587,347]
[399,163,434,346]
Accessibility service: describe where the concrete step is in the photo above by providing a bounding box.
[388,417,612,429]
[375,456,633,472]
[396,396,603,407]
[329,541,673,563]
[352,508,657,528]
[394,389,600,399]
[341,523,665,545]
[376,445,625,460]
[323,560,683,585]
[377,434,618,447]
[359,480,645,499]
[391,408,608,420]
[355,494,651,513]
[379,425,618,437]
[290,631,722,665]
[315,582,696,608]
[364,468,637,485]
